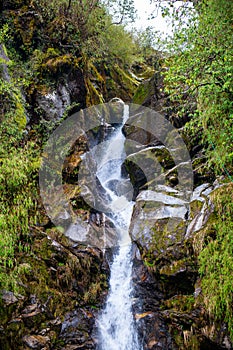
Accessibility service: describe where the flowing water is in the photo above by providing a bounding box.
[96,104,141,350]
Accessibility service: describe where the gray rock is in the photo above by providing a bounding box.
[2,291,20,306]
[37,84,71,121]
[108,97,125,124]
[185,183,216,239]
[22,335,50,349]
[59,309,95,348]
[130,188,188,254]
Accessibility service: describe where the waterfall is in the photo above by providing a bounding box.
[96,104,141,350]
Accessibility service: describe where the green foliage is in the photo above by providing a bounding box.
[0,0,153,293]
[1,0,137,61]
[163,0,233,175]
[0,24,9,44]
[199,185,233,339]
[133,26,161,59]
[0,77,39,291]
[0,79,27,131]
[160,2,233,337]
[102,22,139,66]
[1,0,145,103]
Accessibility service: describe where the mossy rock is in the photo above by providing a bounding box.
[131,59,156,79]
[132,78,155,105]
[163,294,195,313]
[85,77,104,106]
[189,199,204,221]
[0,228,109,349]
[12,5,40,47]
[105,64,139,101]
[0,45,27,130]
[159,257,194,277]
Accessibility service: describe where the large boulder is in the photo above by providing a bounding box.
[129,186,192,287]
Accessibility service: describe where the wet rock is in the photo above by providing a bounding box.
[124,146,176,198]
[58,309,96,348]
[123,112,162,151]
[33,68,86,123]
[131,245,173,350]
[123,105,193,201]
[130,189,188,255]
[36,84,71,121]
[77,151,112,214]
[108,97,125,124]
[185,182,224,255]
[130,180,233,349]
[65,213,118,249]
[22,334,50,349]
[186,183,214,239]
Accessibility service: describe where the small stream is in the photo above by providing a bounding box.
[94,104,141,349]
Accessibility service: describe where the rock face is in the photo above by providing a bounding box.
[28,67,87,126]
[129,180,232,350]
[0,232,109,350]
[123,79,232,348]
[126,80,232,350]
[131,69,216,188]
[123,104,194,201]
[132,69,164,113]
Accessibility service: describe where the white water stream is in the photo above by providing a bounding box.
[96,104,141,350]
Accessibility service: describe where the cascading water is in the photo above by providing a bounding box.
[95,104,141,350]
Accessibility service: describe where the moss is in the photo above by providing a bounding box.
[14,99,27,130]
[132,61,155,80]
[43,54,82,74]
[15,228,108,312]
[114,64,139,91]
[0,45,27,130]
[132,80,150,105]
[13,7,37,47]
[0,44,9,63]
[132,78,153,105]
[198,183,233,339]
[159,258,192,276]
[150,218,187,255]
[89,62,105,84]
[83,60,106,106]
[105,63,139,101]
[85,76,104,106]
[163,295,195,313]
[189,199,204,221]
[192,220,216,255]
